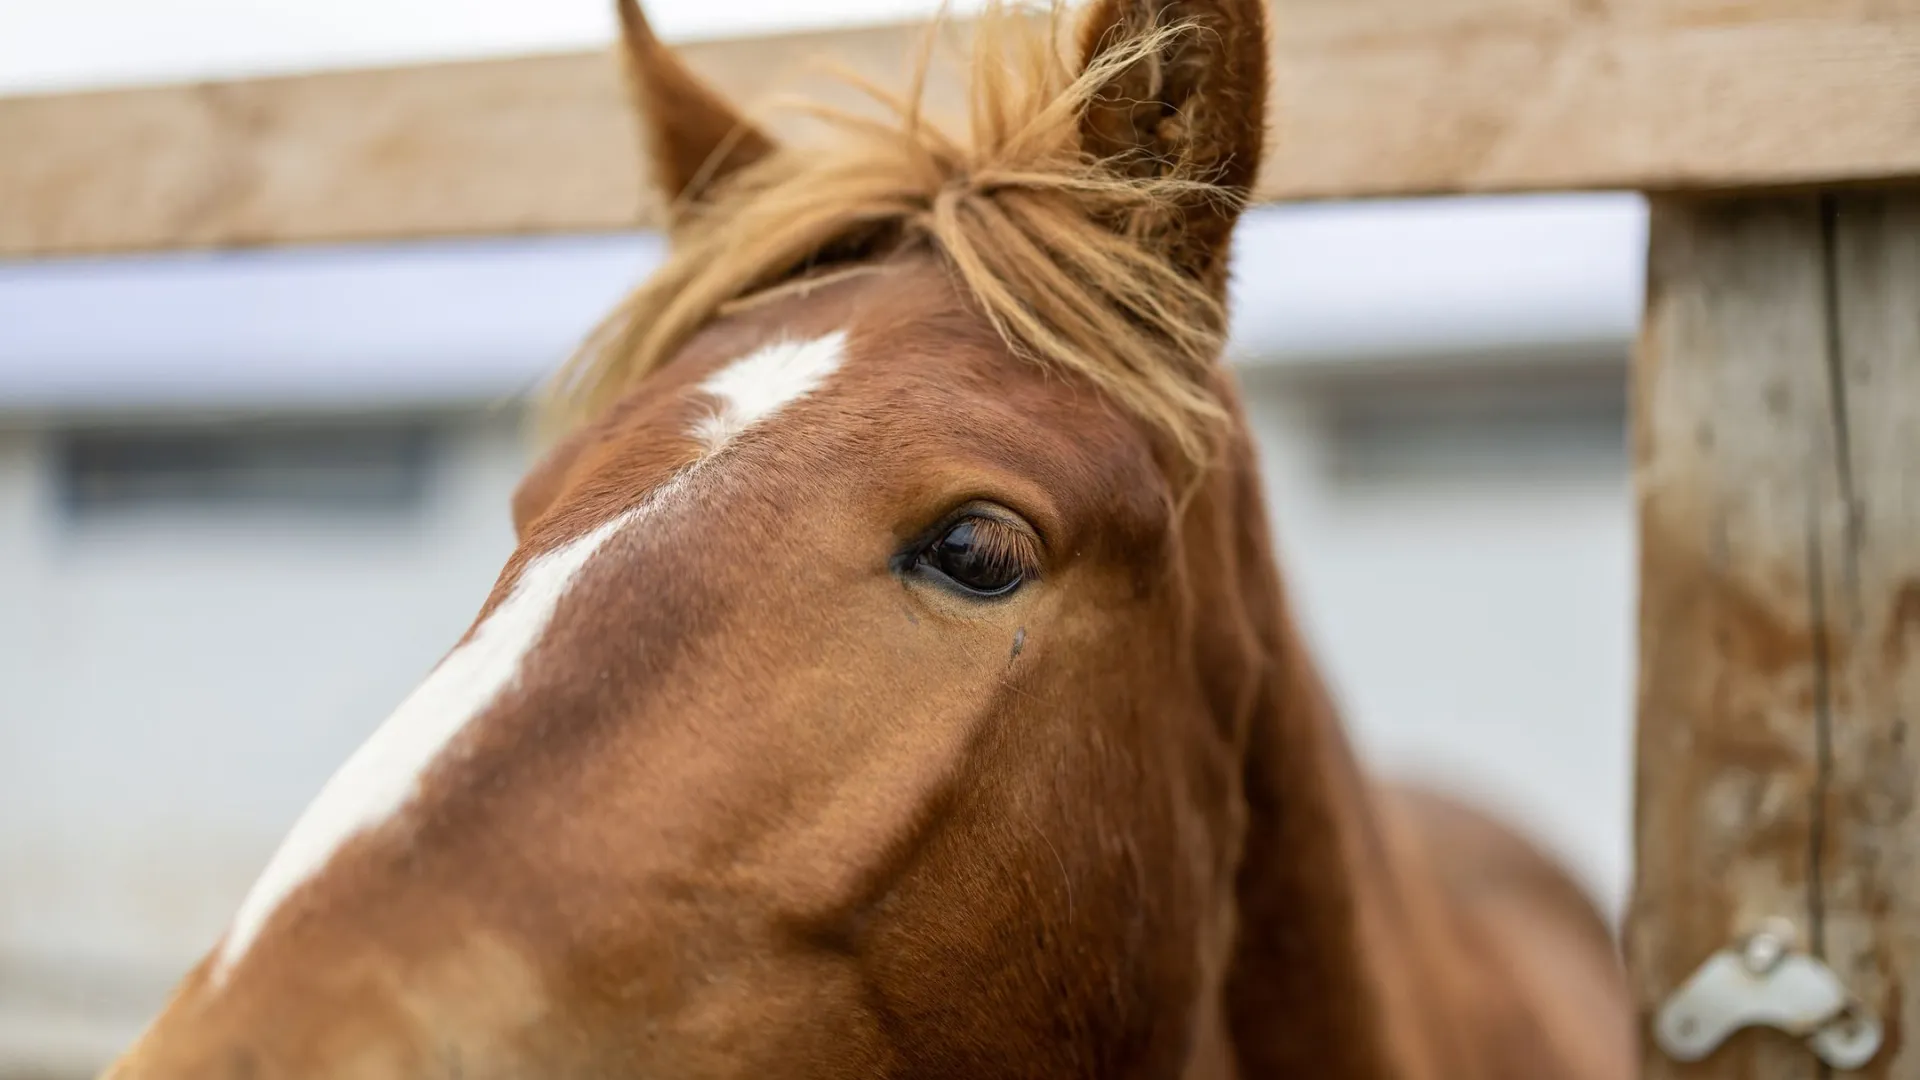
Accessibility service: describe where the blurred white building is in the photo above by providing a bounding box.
[0,194,1645,1076]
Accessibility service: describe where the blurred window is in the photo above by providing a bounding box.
[54,421,433,520]
[1311,361,1626,487]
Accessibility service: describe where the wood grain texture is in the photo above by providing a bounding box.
[1629,194,1835,1080]
[7,1,1920,255]
[1271,0,1920,200]
[1629,191,1920,1077]
[1816,193,1920,1080]
[0,21,966,256]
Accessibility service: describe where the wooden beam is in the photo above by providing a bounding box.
[1628,191,1920,1075]
[0,22,958,257]
[1275,0,1920,199]
[5,1,1920,256]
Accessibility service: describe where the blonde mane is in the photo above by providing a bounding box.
[551,4,1240,465]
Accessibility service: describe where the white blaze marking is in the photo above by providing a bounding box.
[691,331,846,453]
[214,507,641,978]
[213,329,846,981]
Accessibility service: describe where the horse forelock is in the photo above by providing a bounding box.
[550,2,1238,471]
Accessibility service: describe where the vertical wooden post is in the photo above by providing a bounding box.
[1629,192,1920,1078]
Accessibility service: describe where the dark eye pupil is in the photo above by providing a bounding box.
[927,520,1023,595]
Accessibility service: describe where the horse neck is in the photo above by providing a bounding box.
[1205,425,1406,1080]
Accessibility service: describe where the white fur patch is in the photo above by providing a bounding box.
[213,506,643,979]
[691,332,846,453]
[212,331,846,981]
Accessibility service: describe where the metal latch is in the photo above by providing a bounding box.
[1654,919,1882,1070]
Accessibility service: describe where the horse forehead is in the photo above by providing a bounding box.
[211,330,852,984]
[664,329,847,462]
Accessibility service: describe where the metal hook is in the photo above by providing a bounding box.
[1654,920,1882,1070]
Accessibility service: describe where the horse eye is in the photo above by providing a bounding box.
[919,517,1028,597]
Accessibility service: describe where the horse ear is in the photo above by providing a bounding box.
[1074,0,1270,288]
[615,0,777,215]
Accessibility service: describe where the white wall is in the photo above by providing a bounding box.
[1247,383,1633,913]
[0,413,529,1074]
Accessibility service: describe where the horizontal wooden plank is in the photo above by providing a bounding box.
[0,22,961,257]
[4,2,1920,255]
[1275,1,1920,200]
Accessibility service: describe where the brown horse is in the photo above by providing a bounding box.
[106,1,1636,1077]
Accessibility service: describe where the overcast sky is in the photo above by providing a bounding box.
[0,0,984,94]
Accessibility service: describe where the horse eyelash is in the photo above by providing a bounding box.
[939,515,1042,583]
[983,520,1039,575]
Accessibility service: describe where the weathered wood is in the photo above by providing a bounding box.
[1817,194,1920,1080]
[1629,194,1835,1080]
[1629,192,1920,1077]
[6,1,1920,256]
[1274,0,1920,200]
[0,21,965,256]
